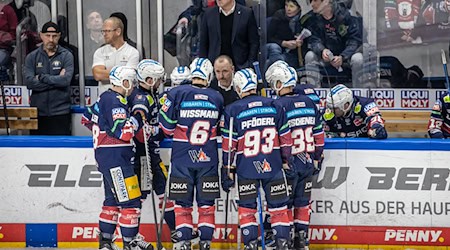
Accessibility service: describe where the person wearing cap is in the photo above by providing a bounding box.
[23,21,74,135]
[92,17,139,95]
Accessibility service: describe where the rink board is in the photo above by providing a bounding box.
[0,137,449,248]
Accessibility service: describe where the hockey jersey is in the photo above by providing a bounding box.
[159,84,224,167]
[128,86,160,158]
[81,90,137,169]
[221,94,292,179]
[323,96,387,138]
[293,83,321,109]
[275,93,324,162]
[428,92,450,138]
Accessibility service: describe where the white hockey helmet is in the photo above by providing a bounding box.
[326,84,354,115]
[265,62,297,94]
[109,65,137,94]
[233,68,257,97]
[170,66,191,86]
[136,59,166,87]
[190,58,213,85]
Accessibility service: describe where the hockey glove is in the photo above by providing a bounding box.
[283,160,297,179]
[368,122,388,139]
[221,166,235,193]
[429,129,444,139]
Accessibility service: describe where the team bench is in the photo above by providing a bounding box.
[0,107,38,131]
[381,110,430,138]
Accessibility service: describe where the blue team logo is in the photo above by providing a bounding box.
[401,90,429,108]
[188,148,211,163]
[253,159,272,173]
[111,108,126,120]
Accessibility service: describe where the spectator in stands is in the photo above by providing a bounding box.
[267,0,304,69]
[23,21,74,135]
[305,0,363,87]
[92,17,139,95]
[177,0,246,27]
[200,0,259,70]
[84,10,104,74]
[110,12,145,57]
[323,84,387,139]
[428,92,450,139]
[0,1,17,77]
[211,55,239,106]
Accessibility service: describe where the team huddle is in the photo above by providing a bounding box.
[80,56,392,250]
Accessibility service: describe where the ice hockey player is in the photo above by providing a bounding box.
[128,59,180,243]
[221,68,292,250]
[170,66,192,86]
[323,84,387,139]
[428,91,450,138]
[266,62,325,249]
[159,58,224,250]
[81,66,154,250]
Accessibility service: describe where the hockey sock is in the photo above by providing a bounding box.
[198,205,215,241]
[175,205,194,241]
[294,205,311,232]
[99,206,119,237]
[238,207,258,245]
[118,208,140,241]
[269,206,291,240]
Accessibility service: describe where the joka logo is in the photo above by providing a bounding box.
[253,159,271,173]
[239,183,256,193]
[401,90,429,108]
[188,148,211,163]
[370,90,394,108]
[171,182,188,190]
[384,229,444,243]
[26,164,102,187]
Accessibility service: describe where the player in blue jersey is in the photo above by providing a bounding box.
[266,62,325,249]
[170,66,192,86]
[323,84,387,139]
[221,68,293,250]
[81,66,154,250]
[159,58,224,250]
[428,92,450,139]
[128,59,180,243]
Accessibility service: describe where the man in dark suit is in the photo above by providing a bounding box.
[200,0,259,70]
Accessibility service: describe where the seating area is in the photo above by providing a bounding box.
[0,107,38,133]
[382,110,430,138]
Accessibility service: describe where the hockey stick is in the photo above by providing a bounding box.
[158,161,171,249]
[257,182,265,250]
[224,116,234,240]
[142,122,163,250]
[441,49,450,93]
[253,61,265,90]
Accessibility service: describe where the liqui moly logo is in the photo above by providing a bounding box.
[436,90,448,99]
[0,86,24,105]
[317,89,328,108]
[401,90,429,108]
[71,87,92,105]
[369,90,395,108]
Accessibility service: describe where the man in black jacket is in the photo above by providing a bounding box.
[305,0,362,87]
[210,55,239,106]
[200,0,259,70]
[23,21,74,135]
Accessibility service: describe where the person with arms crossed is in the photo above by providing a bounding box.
[221,68,292,250]
[159,58,224,250]
[81,66,154,250]
[92,17,139,95]
[23,21,74,135]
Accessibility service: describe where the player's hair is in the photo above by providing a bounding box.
[105,17,124,35]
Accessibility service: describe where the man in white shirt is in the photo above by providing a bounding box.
[92,17,139,94]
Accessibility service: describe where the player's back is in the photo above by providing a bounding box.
[294,83,320,109]
[93,90,135,168]
[225,95,287,179]
[277,93,322,155]
[160,84,224,168]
